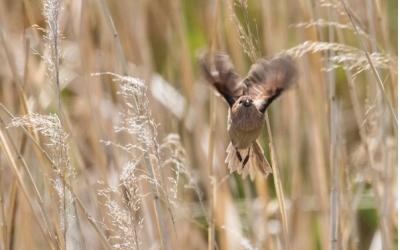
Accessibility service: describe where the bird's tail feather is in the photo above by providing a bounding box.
[225,141,272,181]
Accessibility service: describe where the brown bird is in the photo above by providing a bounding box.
[200,51,297,180]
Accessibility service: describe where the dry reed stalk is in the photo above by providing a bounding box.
[260,2,291,249]
[334,4,395,248]
[339,0,397,129]
[328,51,339,247]
[207,93,217,250]
[234,0,259,63]
[366,0,394,247]
[0,114,59,250]
[168,0,195,100]
[72,28,110,184]
[334,22,371,249]
[5,177,17,250]
[254,4,282,249]
[294,1,396,247]
[0,25,60,239]
[42,0,62,120]
[266,114,290,250]
[1,3,75,248]
[98,2,171,249]
[96,73,186,249]
[347,71,392,250]
[0,104,113,250]
[311,0,332,249]
[0,159,7,250]
[207,1,221,249]
[254,176,271,246]
[373,0,397,107]
[22,0,41,43]
[298,49,331,250]
[366,0,391,248]
[335,13,365,249]
[42,1,88,247]
[98,0,128,76]
[296,2,341,247]
[225,0,247,74]
[339,1,394,249]
[0,21,31,117]
[69,3,112,213]
[286,94,301,247]
[0,15,23,246]
[22,39,30,89]
[232,1,291,249]
[42,2,66,246]
[337,109,360,250]
[327,2,339,250]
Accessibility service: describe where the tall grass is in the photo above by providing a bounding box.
[0,0,397,249]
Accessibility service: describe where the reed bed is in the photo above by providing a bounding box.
[0,0,397,249]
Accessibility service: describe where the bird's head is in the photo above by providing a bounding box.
[238,96,253,108]
[230,95,265,131]
[231,95,261,119]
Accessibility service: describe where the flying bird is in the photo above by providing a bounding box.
[200,51,297,180]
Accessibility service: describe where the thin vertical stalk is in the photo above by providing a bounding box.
[5,178,17,250]
[168,0,195,100]
[23,39,30,89]
[208,1,220,249]
[340,1,393,249]
[0,27,23,92]
[52,1,61,124]
[0,104,113,250]
[98,0,129,76]
[50,4,65,246]
[237,0,257,62]
[98,1,170,249]
[346,73,392,250]
[71,2,111,229]
[366,1,391,248]
[265,113,290,250]
[307,0,335,248]
[328,1,338,249]
[0,6,47,170]
[0,24,30,115]
[0,115,59,250]
[0,159,7,250]
[335,14,377,243]
[373,0,397,107]
[42,1,72,246]
[236,2,290,248]
[339,0,397,130]
[208,93,217,250]
[328,62,339,245]
[1,16,64,247]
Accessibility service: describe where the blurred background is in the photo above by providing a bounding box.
[0,0,397,249]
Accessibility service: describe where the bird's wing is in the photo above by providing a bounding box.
[200,51,244,107]
[243,53,297,113]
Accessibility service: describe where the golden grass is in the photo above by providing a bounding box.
[0,0,397,249]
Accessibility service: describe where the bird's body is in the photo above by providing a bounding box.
[200,51,297,180]
[228,96,265,149]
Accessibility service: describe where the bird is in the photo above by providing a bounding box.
[200,50,297,180]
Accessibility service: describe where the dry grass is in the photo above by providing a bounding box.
[0,0,397,249]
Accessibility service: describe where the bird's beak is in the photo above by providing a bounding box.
[243,99,252,107]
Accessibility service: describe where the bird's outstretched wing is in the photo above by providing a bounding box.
[243,53,297,113]
[200,51,244,107]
